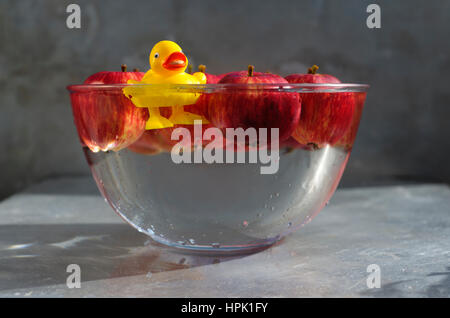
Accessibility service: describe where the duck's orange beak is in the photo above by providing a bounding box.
[162,52,187,70]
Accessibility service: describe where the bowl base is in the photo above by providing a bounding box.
[148,233,283,256]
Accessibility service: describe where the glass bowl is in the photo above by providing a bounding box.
[67,83,368,254]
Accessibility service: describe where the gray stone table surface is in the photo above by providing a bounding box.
[0,177,449,297]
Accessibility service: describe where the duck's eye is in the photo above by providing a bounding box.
[154,53,159,59]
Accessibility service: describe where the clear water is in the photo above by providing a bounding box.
[85,145,350,253]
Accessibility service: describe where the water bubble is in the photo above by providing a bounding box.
[212,243,221,248]
[288,183,292,188]
[269,194,273,199]
[188,239,195,244]
[275,193,280,197]
[257,213,262,218]
[146,272,152,279]
[287,222,292,227]
[271,206,275,211]
[242,221,249,228]
[264,204,268,208]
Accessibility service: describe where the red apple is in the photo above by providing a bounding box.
[70,65,148,152]
[126,130,166,155]
[184,65,226,120]
[127,107,225,154]
[197,64,225,84]
[280,137,312,151]
[130,124,227,154]
[285,65,341,84]
[158,123,224,152]
[335,92,367,151]
[207,65,301,145]
[285,65,355,149]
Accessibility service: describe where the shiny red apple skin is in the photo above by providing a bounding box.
[290,92,356,149]
[189,66,226,120]
[203,72,224,84]
[207,68,301,144]
[335,92,367,151]
[285,73,341,84]
[83,71,138,84]
[71,69,148,152]
[286,68,355,149]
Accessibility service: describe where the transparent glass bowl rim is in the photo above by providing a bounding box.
[67,83,369,94]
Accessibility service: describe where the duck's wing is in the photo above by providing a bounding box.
[141,70,155,82]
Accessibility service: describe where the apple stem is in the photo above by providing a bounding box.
[133,68,139,72]
[248,65,254,77]
[308,65,319,74]
[121,64,127,72]
[187,64,193,74]
[198,64,206,73]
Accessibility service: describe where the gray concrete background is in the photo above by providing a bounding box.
[1,0,450,199]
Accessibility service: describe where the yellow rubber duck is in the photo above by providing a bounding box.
[123,40,207,129]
